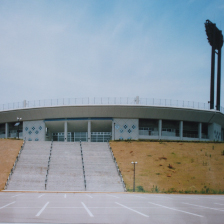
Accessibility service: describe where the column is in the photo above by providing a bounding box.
[112,121,115,140]
[5,123,9,139]
[158,120,162,140]
[64,121,67,142]
[179,121,183,140]
[88,120,91,142]
[198,123,202,140]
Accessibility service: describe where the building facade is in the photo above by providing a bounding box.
[0,97,223,142]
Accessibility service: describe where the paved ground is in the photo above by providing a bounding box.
[0,191,224,224]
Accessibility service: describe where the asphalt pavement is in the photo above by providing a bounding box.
[0,191,224,224]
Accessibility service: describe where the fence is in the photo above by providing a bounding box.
[0,97,223,114]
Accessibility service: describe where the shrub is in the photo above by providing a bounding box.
[151,185,159,193]
[136,186,145,192]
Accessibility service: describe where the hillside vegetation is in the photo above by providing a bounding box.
[0,139,23,190]
[110,141,224,194]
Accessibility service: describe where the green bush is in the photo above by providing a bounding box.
[136,185,145,192]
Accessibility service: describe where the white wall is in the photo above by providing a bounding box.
[208,123,222,141]
[23,120,45,141]
[113,119,139,140]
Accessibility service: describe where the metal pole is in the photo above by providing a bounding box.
[17,123,19,139]
[216,48,221,111]
[133,163,135,192]
[210,45,215,109]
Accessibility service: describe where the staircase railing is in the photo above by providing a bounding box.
[80,140,86,190]
[4,138,26,190]
[45,140,53,190]
[107,141,127,192]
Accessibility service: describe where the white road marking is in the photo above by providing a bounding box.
[115,202,149,217]
[81,202,94,217]
[86,194,93,198]
[38,194,45,198]
[149,202,203,217]
[36,202,49,217]
[0,201,15,210]
[215,203,224,206]
[150,195,173,199]
[64,194,66,198]
[106,194,119,198]
[11,194,24,198]
[183,202,224,212]
[171,196,199,200]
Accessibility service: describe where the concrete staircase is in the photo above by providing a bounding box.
[7,141,124,192]
[47,142,85,191]
[7,141,50,190]
[82,142,124,192]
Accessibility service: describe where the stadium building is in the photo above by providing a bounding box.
[0,97,223,142]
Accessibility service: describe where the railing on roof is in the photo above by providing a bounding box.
[45,141,53,190]
[0,97,223,114]
[80,140,86,191]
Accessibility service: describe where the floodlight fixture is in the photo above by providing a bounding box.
[205,20,223,50]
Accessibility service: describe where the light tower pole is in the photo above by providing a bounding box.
[205,20,223,111]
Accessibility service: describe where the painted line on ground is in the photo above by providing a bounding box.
[81,202,94,217]
[149,202,203,218]
[194,196,224,200]
[171,196,199,200]
[0,202,15,210]
[36,202,49,217]
[86,194,93,198]
[214,203,224,206]
[38,194,45,198]
[183,202,224,212]
[64,194,66,198]
[11,194,24,198]
[115,202,149,217]
[106,194,119,198]
[150,195,173,199]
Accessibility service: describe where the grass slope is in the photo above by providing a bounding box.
[0,139,23,190]
[110,141,224,193]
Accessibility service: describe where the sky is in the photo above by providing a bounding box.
[0,0,224,106]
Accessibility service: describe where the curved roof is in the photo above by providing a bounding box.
[0,105,224,128]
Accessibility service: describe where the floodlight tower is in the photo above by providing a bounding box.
[205,20,223,111]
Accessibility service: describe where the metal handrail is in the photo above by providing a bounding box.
[45,140,53,190]
[107,141,127,192]
[4,138,26,189]
[0,97,223,114]
[80,140,86,190]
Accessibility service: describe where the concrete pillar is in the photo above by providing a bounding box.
[198,123,202,140]
[158,120,162,140]
[5,123,9,139]
[179,121,183,140]
[112,121,115,140]
[64,121,67,142]
[88,120,91,142]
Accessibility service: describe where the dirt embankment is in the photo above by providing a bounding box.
[0,139,23,190]
[110,141,224,193]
